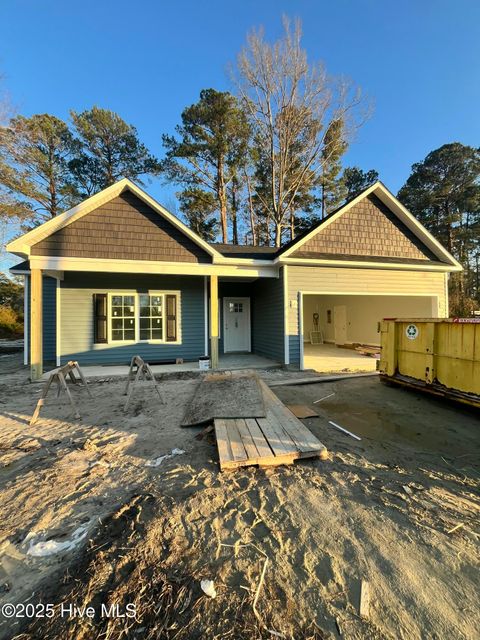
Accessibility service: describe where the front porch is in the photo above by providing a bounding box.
[41,352,281,381]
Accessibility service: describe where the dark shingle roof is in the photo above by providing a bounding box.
[210,243,278,260]
[10,260,30,273]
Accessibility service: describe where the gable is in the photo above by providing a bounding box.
[290,194,439,263]
[30,190,212,264]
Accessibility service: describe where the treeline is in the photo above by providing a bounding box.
[0,18,479,314]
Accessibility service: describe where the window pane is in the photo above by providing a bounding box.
[124,329,135,340]
[112,295,122,306]
[112,318,122,330]
[140,329,150,340]
[112,306,122,317]
[151,296,162,306]
[140,305,150,317]
[140,318,150,330]
[152,328,162,339]
[151,305,162,316]
[139,294,149,306]
[112,329,123,341]
[124,305,135,317]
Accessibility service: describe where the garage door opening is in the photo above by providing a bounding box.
[301,294,438,372]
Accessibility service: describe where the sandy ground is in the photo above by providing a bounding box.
[0,350,479,639]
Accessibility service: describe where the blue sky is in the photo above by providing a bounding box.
[1,0,479,206]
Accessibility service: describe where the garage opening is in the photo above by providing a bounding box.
[301,294,437,372]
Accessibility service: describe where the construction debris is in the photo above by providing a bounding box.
[328,420,362,441]
[30,361,92,425]
[214,379,327,471]
[286,404,318,418]
[359,580,371,619]
[124,355,164,411]
[313,392,335,404]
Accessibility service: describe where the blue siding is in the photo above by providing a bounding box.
[288,335,301,366]
[60,272,205,366]
[43,276,57,364]
[251,271,284,362]
[24,275,57,368]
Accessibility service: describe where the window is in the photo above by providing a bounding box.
[228,302,243,313]
[100,292,179,344]
[111,295,136,341]
[327,309,332,324]
[139,294,163,340]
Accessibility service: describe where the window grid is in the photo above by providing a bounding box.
[139,294,163,341]
[111,295,136,341]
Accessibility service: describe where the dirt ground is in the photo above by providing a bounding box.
[0,350,479,640]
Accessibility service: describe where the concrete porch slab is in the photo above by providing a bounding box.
[41,353,281,381]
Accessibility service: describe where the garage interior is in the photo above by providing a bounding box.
[302,294,438,372]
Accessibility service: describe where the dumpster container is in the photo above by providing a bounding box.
[379,318,480,408]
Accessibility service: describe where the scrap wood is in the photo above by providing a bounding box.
[286,404,318,418]
[268,372,379,387]
[359,580,371,619]
[30,361,92,426]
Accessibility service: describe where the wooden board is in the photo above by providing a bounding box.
[214,381,328,471]
[287,404,318,418]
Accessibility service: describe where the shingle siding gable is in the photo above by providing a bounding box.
[291,194,438,261]
[31,191,211,263]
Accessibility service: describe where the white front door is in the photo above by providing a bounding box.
[223,297,251,352]
[334,305,347,345]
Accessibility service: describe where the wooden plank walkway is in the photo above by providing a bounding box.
[214,379,328,471]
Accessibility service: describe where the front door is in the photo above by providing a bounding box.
[334,305,347,345]
[223,297,251,352]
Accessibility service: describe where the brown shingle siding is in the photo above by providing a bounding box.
[291,194,437,261]
[31,191,211,263]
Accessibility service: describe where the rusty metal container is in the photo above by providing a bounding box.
[379,318,480,407]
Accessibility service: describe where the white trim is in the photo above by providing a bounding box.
[444,272,449,317]
[298,291,304,370]
[6,178,223,260]
[56,279,61,366]
[278,181,462,270]
[278,256,461,272]
[300,290,441,297]
[222,297,251,353]
[11,268,31,275]
[28,256,278,279]
[23,275,29,366]
[283,265,290,365]
[204,277,209,356]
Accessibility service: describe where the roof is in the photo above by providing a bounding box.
[210,243,278,260]
[6,178,462,272]
[276,181,462,270]
[6,178,224,261]
[9,260,30,274]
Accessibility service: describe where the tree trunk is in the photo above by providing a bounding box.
[245,173,257,245]
[274,221,282,247]
[290,208,295,241]
[231,177,239,244]
[217,157,228,243]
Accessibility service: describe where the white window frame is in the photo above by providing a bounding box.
[106,291,181,345]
